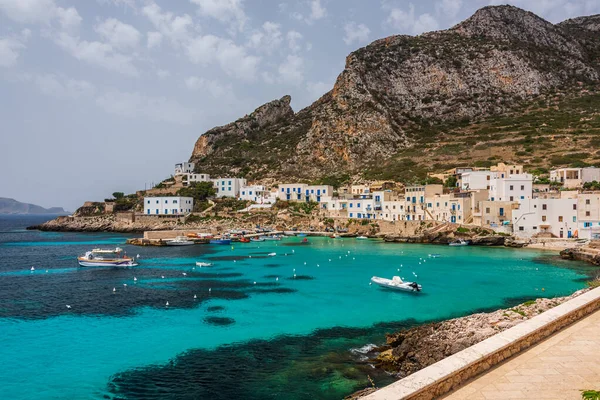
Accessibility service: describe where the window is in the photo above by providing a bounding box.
[485,207,490,213]
[520,185,524,190]
[586,199,591,205]
[542,216,547,222]
[509,185,514,190]
[573,216,577,222]
[486,176,490,181]
[509,196,514,201]
[156,200,159,204]
[558,216,563,222]
[147,200,150,204]
[573,204,577,210]
[586,211,591,217]
[519,226,524,231]
[173,200,177,204]
[542,204,547,210]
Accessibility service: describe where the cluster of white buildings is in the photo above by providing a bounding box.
[146,162,600,238]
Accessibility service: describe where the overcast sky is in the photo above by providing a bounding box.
[1,0,599,211]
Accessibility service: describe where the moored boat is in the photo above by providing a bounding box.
[261,235,281,241]
[356,236,368,240]
[250,237,265,242]
[371,276,421,292]
[77,248,137,267]
[196,262,213,267]
[239,237,251,243]
[166,236,195,246]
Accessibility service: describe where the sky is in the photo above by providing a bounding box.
[1,0,600,211]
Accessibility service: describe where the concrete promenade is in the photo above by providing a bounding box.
[443,309,600,400]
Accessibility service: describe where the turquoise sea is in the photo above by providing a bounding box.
[0,215,596,399]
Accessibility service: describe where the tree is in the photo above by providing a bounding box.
[445,176,458,188]
[424,176,443,185]
[112,192,125,200]
[177,182,216,202]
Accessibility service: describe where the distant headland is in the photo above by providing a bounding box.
[0,197,68,215]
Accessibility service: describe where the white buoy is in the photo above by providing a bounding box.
[293,268,296,272]
[166,301,169,306]
[113,287,116,292]
[294,274,296,278]
[30,266,35,271]
[194,294,197,299]
[161,275,165,279]
[123,283,127,287]
[234,260,236,263]
[192,267,195,270]
[329,259,331,262]
[182,272,187,276]
[304,262,307,265]
[45,270,48,273]
[209,288,212,293]
[317,264,320,267]
[369,282,372,285]
[292,250,295,253]
[249,255,252,258]
[136,254,140,258]
[253,281,256,285]
[276,277,279,281]
[134,277,137,281]
[66,305,71,309]
[400,264,403,267]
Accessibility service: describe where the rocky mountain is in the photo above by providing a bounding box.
[0,198,67,215]
[190,5,600,183]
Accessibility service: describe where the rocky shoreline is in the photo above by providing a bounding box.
[346,288,593,399]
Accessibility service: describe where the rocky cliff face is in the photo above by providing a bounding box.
[190,5,600,181]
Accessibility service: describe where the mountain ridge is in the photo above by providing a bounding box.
[190,5,600,183]
[0,198,68,215]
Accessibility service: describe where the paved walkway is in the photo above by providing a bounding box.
[443,309,600,400]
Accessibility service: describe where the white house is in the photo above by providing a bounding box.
[174,162,195,175]
[460,171,495,191]
[212,178,247,198]
[512,198,578,238]
[144,196,194,215]
[489,174,533,203]
[578,193,600,239]
[239,185,275,203]
[277,184,332,202]
[550,167,600,189]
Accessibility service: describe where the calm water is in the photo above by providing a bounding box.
[0,215,595,399]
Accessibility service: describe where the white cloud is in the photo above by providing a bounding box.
[96,89,197,125]
[142,1,193,46]
[286,30,303,52]
[435,0,463,19]
[33,74,96,98]
[278,54,304,85]
[184,76,231,98]
[95,18,141,50]
[385,3,439,35]
[247,21,283,54]
[308,0,327,22]
[0,37,25,67]
[186,35,260,80]
[190,0,247,32]
[54,32,139,76]
[343,22,371,45]
[307,80,332,99]
[0,0,81,30]
[156,69,170,78]
[147,31,163,49]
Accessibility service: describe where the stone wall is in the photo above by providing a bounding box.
[363,287,600,400]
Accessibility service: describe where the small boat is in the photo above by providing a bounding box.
[210,238,232,245]
[449,239,469,247]
[166,236,195,246]
[77,248,137,267]
[196,262,213,267]
[267,252,276,256]
[301,238,309,244]
[297,233,307,237]
[356,236,368,240]
[251,237,265,242]
[239,237,251,243]
[371,276,421,292]
[428,254,441,258]
[261,235,281,241]
[329,234,338,239]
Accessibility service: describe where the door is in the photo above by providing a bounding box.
[560,230,564,238]
[568,230,572,238]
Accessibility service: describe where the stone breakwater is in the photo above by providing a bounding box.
[346,289,591,399]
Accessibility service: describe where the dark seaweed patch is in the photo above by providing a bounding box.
[263,275,279,279]
[204,316,235,326]
[286,275,314,280]
[206,306,225,312]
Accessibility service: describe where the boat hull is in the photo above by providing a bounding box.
[166,241,195,246]
[371,277,422,293]
[78,259,137,267]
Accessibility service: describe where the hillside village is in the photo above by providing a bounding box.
[119,160,600,241]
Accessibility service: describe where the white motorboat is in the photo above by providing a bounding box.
[77,248,137,267]
[449,239,469,247]
[166,236,195,246]
[428,253,441,258]
[371,276,422,292]
[356,236,368,240]
[267,252,276,256]
[196,262,213,267]
[261,235,281,241]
